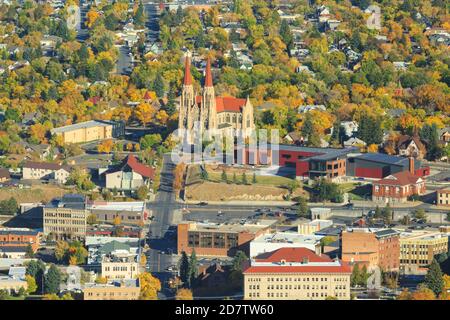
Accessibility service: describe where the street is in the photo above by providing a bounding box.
[146,154,179,299]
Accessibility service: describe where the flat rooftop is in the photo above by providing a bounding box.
[398,230,449,241]
[253,232,323,244]
[86,201,145,212]
[51,120,111,134]
[185,219,276,234]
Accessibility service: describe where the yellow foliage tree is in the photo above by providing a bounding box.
[113,216,121,226]
[134,103,156,127]
[97,139,114,154]
[138,272,161,300]
[176,288,194,300]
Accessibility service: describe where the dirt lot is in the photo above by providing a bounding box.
[185,181,306,202]
[0,185,73,203]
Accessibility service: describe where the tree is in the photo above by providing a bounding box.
[97,139,114,153]
[381,204,392,224]
[296,196,309,218]
[25,244,34,258]
[140,254,147,267]
[424,259,444,296]
[138,272,161,300]
[232,172,237,183]
[221,170,228,183]
[397,288,412,300]
[95,276,108,284]
[25,275,37,294]
[252,172,257,184]
[279,20,293,53]
[242,172,247,184]
[175,288,194,300]
[113,216,122,226]
[154,73,165,98]
[44,264,61,294]
[179,251,190,285]
[188,250,198,288]
[0,197,18,215]
[87,214,98,225]
[413,208,427,221]
[351,264,361,287]
[140,134,162,150]
[232,251,248,272]
[411,286,436,300]
[136,185,149,200]
[55,241,69,262]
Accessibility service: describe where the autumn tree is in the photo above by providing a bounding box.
[176,288,194,300]
[138,272,161,300]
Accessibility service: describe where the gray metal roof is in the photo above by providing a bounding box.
[51,120,111,134]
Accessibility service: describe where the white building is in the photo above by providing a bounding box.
[250,232,323,258]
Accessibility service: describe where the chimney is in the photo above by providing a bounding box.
[409,157,414,175]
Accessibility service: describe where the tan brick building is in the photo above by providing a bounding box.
[399,231,449,274]
[341,228,400,272]
[83,279,140,300]
[177,220,274,257]
[43,194,88,240]
[51,120,113,144]
[243,247,352,300]
[101,253,140,280]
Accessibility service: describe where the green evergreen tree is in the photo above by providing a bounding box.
[242,172,247,184]
[178,251,189,284]
[154,73,165,98]
[188,250,198,288]
[221,170,228,182]
[297,196,309,218]
[44,264,61,294]
[252,172,257,184]
[232,251,248,272]
[424,259,444,296]
[232,172,237,183]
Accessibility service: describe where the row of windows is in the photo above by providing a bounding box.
[104,266,136,272]
[265,277,346,282]
[263,284,346,291]
[87,292,138,297]
[400,259,430,265]
[44,219,85,225]
[46,226,84,233]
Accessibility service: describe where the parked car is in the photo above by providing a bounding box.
[198,202,208,206]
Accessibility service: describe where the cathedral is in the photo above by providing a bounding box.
[178,54,255,143]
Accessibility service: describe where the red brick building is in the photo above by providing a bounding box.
[341,228,400,272]
[372,158,425,203]
[177,221,273,257]
[0,229,41,252]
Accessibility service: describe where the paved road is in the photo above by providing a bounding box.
[76,0,89,42]
[144,1,160,42]
[146,154,178,298]
[116,45,133,75]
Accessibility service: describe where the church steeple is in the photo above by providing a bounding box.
[183,54,193,86]
[204,57,213,87]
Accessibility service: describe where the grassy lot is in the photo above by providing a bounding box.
[0,185,74,203]
[339,182,372,201]
[207,171,294,187]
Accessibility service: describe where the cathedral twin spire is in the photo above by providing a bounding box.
[183,54,214,88]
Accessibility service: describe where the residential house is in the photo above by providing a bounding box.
[0,168,10,182]
[438,127,450,146]
[22,161,72,184]
[436,187,450,207]
[103,154,155,192]
[397,135,426,159]
[298,104,326,113]
[343,137,366,148]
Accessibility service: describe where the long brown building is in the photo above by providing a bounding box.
[341,228,400,272]
[0,229,41,252]
[177,220,274,257]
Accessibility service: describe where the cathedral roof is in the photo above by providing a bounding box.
[195,96,247,113]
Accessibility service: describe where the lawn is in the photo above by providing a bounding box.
[339,183,372,201]
[207,171,294,187]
